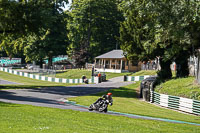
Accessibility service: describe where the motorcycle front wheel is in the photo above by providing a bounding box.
[88,104,94,111]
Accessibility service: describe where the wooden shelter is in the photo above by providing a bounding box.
[94,50,141,73]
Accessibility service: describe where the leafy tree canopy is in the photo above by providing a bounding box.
[67,0,123,63]
[119,0,200,79]
[0,0,68,67]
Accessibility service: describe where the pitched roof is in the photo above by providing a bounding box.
[95,50,125,59]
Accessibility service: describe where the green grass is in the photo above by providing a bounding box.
[105,72,131,79]
[0,70,159,90]
[127,70,177,77]
[55,69,158,80]
[155,76,200,100]
[0,71,78,89]
[105,70,158,79]
[130,70,157,76]
[0,102,199,133]
[55,69,132,79]
[55,69,92,79]
[68,82,200,125]
[0,70,200,132]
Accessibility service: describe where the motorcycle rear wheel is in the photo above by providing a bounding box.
[98,104,107,112]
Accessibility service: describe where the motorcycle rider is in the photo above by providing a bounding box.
[92,92,113,112]
[82,75,88,84]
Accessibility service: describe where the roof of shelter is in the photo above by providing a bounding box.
[95,50,125,59]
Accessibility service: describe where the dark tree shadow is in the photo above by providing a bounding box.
[90,87,138,98]
[0,85,62,90]
[0,90,60,106]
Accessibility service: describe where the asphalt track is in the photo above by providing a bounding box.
[0,76,200,126]
[0,76,132,112]
[0,79,21,85]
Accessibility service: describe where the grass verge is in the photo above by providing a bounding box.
[0,71,79,89]
[0,102,199,133]
[55,69,132,79]
[155,76,200,100]
[55,69,158,79]
[68,82,200,124]
[129,70,157,76]
[55,69,92,79]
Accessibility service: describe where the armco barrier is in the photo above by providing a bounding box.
[150,91,200,115]
[124,75,156,82]
[0,67,99,84]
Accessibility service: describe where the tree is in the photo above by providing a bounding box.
[0,0,67,36]
[151,0,200,78]
[0,0,69,68]
[119,0,173,80]
[67,0,123,65]
[119,0,200,80]
[23,11,68,68]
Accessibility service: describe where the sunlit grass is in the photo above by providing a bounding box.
[155,76,200,100]
[130,70,157,76]
[68,82,200,124]
[55,69,158,80]
[0,102,199,133]
[0,71,79,89]
[55,69,132,79]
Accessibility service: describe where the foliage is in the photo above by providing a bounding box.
[119,0,200,79]
[22,12,68,68]
[0,0,68,35]
[119,0,157,61]
[67,0,123,64]
[0,0,69,67]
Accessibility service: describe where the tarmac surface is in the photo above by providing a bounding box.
[0,76,133,112]
[0,79,22,85]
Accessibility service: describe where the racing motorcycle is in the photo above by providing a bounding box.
[88,99,110,112]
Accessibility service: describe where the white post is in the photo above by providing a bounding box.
[110,59,112,69]
[94,76,100,84]
[104,59,106,69]
[120,59,123,70]
[115,59,117,69]
[94,59,96,68]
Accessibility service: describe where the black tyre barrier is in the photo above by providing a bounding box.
[143,88,150,101]
[124,75,127,81]
[101,75,106,81]
[140,76,157,100]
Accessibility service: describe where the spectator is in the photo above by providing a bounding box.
[98,72,102,83]
[82,75,88,84]
[147,61,150,70]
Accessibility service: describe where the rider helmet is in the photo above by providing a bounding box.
[107,93,112,96]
